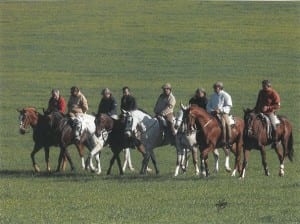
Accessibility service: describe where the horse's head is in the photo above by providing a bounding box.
[17,107,39,134]
[94,113,114,137]
[123,111,135,137]
[243,108,257,136]
[174,103,190,133]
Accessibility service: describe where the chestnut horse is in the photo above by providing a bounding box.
[187,105,244,177]
[241,109,294,178]
[17,107,74,172]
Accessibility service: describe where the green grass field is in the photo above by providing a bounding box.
[0,1,299,223]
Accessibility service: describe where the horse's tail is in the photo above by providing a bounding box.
[286,131,294,162]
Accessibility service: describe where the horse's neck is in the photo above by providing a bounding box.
[195,111,213,127]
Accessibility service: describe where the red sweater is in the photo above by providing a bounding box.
[47,96,66,113]
[255,88,280,114]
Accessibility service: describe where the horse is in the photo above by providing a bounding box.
[92,113,142,175]
[17,107,74,172]
[187,104,244,177]
[48,111,106,173]
[123,108,183,175]
[174,105,231,177]
[241,109,294,178]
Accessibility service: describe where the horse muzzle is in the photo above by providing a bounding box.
[19,127,26,135]
[124,130,132,138]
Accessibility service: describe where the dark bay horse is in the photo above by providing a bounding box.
[241,109,294,178]
[93,113,141,175]
[17,107,74,172]
[187,105,244,177]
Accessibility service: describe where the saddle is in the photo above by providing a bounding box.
[258,113,280,139]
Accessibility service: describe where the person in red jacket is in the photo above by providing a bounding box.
[46,89,66,114]
[255,80,280,142]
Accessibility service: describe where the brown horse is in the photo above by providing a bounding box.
[17,107,74,172]
[93,113,141,175]
[187,105,244,177]
[241,109,294,178]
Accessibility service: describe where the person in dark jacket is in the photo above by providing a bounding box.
[120,86,137,111]
[189,88,207,109]
[97,88,118,119]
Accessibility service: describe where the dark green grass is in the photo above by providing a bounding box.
[0,1,299,223]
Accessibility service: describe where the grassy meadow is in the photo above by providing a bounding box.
[0,1,299,223]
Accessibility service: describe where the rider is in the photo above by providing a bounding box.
[254,80,280,144]
[154,83,176,136]
[46,89,66,114]
[121,86,137,112]
[206,81,232,148]
[189,87,208,109]
[67,86,88,144]
[97,88,118,119]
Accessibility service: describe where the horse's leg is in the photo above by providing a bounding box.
[232,142,242,177]
[202,146,212,177]
[213,148,219,174]
[76,144,85,170]
[223,147,231,172]
[140,151,150,175]
[191,147,199,175]
[260,146,270,176]
[123,148,134,172]
[174,150,182,177]
[115,151,124,175]
[95,152,102,175]
[107,153,117,175]
[56,147,64,172]
[240,149,250,179]
[274,142,285,176]
[64,149,75,171]
[149,150,159,175]
[44,147,51,172]
[31,144,42,172]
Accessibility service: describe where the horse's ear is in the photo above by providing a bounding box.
[180,102,187,110]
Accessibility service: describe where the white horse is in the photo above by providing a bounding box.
[174,106,231,177]
[124,109,183,175]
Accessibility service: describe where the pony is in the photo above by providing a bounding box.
[92,113,141,175]
[174,105,232,177]
[47,111,106,173]
[123,108,181,175]
[17,107,74,172]
[241,108,294,178]
[187,105,244,177]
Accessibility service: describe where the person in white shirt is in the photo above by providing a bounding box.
[206,81,232,148]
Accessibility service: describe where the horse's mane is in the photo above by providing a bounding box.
[137,108,153,117]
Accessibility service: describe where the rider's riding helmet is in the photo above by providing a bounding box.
[162,83,172,90]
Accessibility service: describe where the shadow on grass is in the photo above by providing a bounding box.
[0,169,211,183]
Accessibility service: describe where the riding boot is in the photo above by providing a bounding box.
[271,129,277,149]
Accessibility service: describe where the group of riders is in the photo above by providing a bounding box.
[45,79,281,148]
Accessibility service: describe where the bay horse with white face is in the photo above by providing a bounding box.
[187,105,244,177]
[241,109,294,178]
[17,107,74,172]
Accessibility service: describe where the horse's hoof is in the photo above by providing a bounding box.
[33,165,40,172]
[225,167,232,173]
